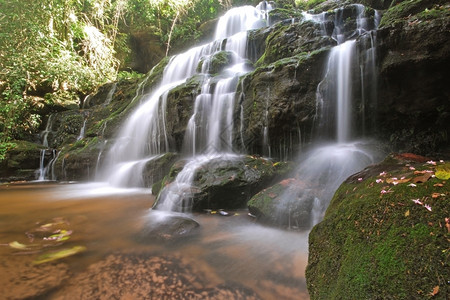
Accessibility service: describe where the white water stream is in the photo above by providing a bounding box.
[99,3,272,210]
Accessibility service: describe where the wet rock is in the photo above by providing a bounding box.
[236,49,329,160]
[375,2,450,155]
[198,51,235,74]
[0,141,44,182]
[154,155,292,211]
[137,211,200,242]
[247,178,315,228]
[256,20,335,66]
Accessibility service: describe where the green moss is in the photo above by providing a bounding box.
[379,0,448,28]
[307,156,449,299]
[295,0,327,11]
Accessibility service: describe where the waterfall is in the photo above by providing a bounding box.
[153,4,272,211]
[331,40,356,143]
[100,3,271,192]
[77,117,87,141]
[274,4,382,227]
[103,83,117,106]
[36,115,58,181]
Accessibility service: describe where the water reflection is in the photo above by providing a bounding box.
[0,183,309,299]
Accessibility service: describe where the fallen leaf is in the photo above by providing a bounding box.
[435,163,450,180]
[8,241,31,250]
[431,193,441,198]
[404,210,410,217]
[413,173,432,183]
[33,246,86,265]
[433,183,444,187]
[430,285,439,296]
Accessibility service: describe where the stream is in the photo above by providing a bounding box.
[0,182,309,299]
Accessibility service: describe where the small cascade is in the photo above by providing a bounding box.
[156,154,214,212]
[308,4,380,141]
[262,88,271,157]
[37,149,58,181]
[103,83,117,106]
[36,115,58,181]
[77,117,87,141]
[82,95,91,109]
[37,149,47,181]
[40,114,55,148]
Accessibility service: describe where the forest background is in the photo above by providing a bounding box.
[2,0,310,159]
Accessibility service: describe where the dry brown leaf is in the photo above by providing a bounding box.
[413,173,432,183]
[430,285,439,296]
[433,183,444,187]
[431,193,441,198]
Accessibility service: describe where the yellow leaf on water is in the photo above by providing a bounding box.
[8,241,30,250]
[33,246,86,265]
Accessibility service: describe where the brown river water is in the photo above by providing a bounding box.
[0,182,309,300]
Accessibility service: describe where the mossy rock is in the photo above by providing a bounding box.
[154,155,292,211]
[247,178,315,228]
[256,19,334,66]
[197,51,234,74]
[235,48,330,159]
[0,140,45,182]
[306,153,449,299]
[379,0,448,28]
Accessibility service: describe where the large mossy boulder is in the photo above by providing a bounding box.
[306,153,449,299]
[154,155,292,211]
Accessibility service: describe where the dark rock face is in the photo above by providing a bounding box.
[257,20,335,66]
[154,155,291,211]
[375,2,450,155]
[0,141,44,182]
[306,154,449,299]
[236,49,329,160]
[125,31,165,74]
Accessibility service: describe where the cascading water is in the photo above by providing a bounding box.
[154,4,272,211]
[276,5,382,228]
[101,3,272,200]
[36,115,58,181]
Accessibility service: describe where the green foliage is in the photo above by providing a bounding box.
[295,0,327,11]
[124,0,225,54]
[0,141,17,162]
[0,0,123,141]
[0,0,227,143]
